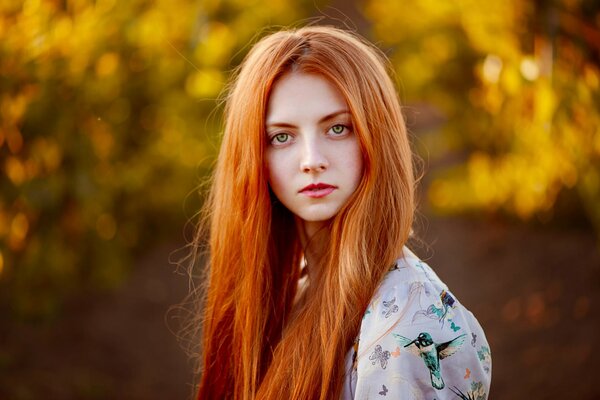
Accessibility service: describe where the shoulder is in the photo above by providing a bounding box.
[358,246,451,342]
[350,246,492,399]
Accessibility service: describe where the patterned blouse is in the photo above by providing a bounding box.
[341,246,492,399]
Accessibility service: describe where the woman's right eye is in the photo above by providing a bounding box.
[271,133,290,145]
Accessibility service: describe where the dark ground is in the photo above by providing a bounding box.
[1,214,598,399]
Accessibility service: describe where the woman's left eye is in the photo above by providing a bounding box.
[329,124,349,135]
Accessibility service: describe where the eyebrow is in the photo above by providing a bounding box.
[266,110,350,129]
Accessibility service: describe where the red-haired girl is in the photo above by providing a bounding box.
[193,25,491,399]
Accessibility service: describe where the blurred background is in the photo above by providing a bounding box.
[1,0,599,399]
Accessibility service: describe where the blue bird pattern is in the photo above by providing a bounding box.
[393,332,467,389]
[340,246,491,400]
[412,288,457,328]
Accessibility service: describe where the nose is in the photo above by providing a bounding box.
[300,137,328,173]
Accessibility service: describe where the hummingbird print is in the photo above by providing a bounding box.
[393,332,467,390]
[412,289,456,327]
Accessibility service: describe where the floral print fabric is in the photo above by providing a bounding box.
[341,246,492,399]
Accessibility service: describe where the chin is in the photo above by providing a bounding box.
[297,208,340,223]
[301,216,334,223]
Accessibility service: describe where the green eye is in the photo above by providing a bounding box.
[331,124,345,134]
[273,133,289,143]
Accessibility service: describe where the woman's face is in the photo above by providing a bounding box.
[265,72,363,224]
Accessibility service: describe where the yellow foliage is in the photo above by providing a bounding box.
[0,209,8,238]
[29,137,62,173]
[584,65,599,89]
[89,120,115,160]
[96,213,117,240]
[367,0,600,232]
[94,0,117,14]
[501,65,521,96]
[52,16,73,42]
[10,212,29,251]
[194,22,237,68]
[96,52,120,77]
[1,0,315,318]
[186,68,224,99]
[520,57,540,81]
[422,34,457,63]
[481,55,503,84]
[5,157,26,185]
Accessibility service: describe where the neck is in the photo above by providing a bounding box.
[295,217,330,285]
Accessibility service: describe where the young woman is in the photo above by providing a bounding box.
[193,25,491,399]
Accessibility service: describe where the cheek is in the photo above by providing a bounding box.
[265,152,289,196]
[341,140,364,186]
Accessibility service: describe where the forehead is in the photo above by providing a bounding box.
[266,72,349,124]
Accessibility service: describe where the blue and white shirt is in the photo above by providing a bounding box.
[341,246,492,399]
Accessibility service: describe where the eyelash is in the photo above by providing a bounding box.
[329,124,350,136]
[268,123,352,146]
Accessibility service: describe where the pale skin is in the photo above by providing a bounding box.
[265,72,363,283]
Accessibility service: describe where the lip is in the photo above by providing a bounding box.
[299,183,337,198]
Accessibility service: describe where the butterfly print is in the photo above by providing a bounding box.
[369,345,391,369]
[477,345,492,375]
[379,384,388,396]
[450,320,461,332]
[382,297,399,318]
[477,346,491,363]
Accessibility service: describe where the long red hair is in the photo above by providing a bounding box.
[194,25,415,399]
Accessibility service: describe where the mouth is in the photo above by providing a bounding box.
[299,183,337,198]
